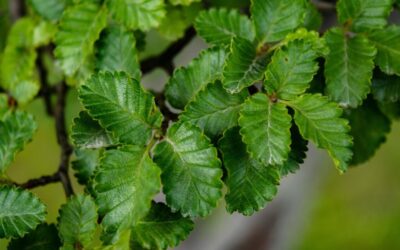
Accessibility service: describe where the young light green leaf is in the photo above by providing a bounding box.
[58,194,98,249]
[239,93,292,165]
[0,94,8,120]
[180,82,248,139]
[1,18,39,105]
[345,99,391,166]
[106,0,165,31]
[8,224,61,250]
[130,202,194,250]
[372,74,400,103]
[54,2,107,76]
[95,146,161,244]
[251,0,306,43]
[0,111,37,174]
[96,25,141,80]
[223,37,268,93]
[219,127,279,216]
[153,122,223,217]
[286,94,353,173]
[79,72,162,146]
[194,8,254,46]
[265,36,326,100]
[368,26,400,76]
[169,0,200,6]
[33,21,57,47]
[337,0,393,32]
[0,186,46,238]
[29,0,68,21]
[278,124,308,177]
[165,47,227,109]
[324,28,376,108]
[71,111,116,149]
[72,148,100,186]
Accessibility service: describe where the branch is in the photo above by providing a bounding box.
[54,82,74,197]
[9,0,25,21]
[312,0,336,11]
[140,26,196,75]
[20,173,60,189]
[36,47,54,116]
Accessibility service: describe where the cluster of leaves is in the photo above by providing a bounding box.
[0,0,399,249]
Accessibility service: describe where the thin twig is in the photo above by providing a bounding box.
[20,173,60,189]
[154,92,179,134]
[36,47,54,116]
[312,0,336,11]
[54,82,74,197]
[141,27,196,75]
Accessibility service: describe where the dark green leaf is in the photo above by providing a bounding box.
[95,146,161,244]
[195,8,254,46]
[58,194,98,249]
[337,0,393,32]
[345,98,391,165]
[106,0,165,31]
[303,1,322,31]
[96,25,141,80]
[54,2,107,76]
[223,37,268,93]
[153,122,223,217]
[0,111,37,174]
[130,202,194,250]
[79,71,162,146]
[72,149,100,186]
[165,47,226,109]
[372,74,400,103]
[251,0,306,43]
[324,28,376,108]
[219,127,279,216]
[8,224,61,250]
[71,111,116,149]
[286,94,353,173]
[368,26,400,76]
[0,186,46,238]
[239,93,292,165]
[29,0,68,21]
[180,82,248,139]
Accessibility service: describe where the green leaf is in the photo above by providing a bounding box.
[58,194,98,249]
[55,2,107,76]
[337,0,393,32]
[223,37,268,93]
[169,0,200,6]
[279,124,308,177]
[153,122,223,217]
[324,28,376,108]
[194,8,254,46]
[130,202,194,250]
[106,0,166,31]
[96,25,141,81]
[0,186,46,238]
[0,94,8,119]
[0,111,37,174]
[94,145,161,244]
[265,34,326,100]
[29,0,68,21]
[72,148,100,186]
[286,94,353,172]
[1,18,39,105]
[372,74,400,103]
[71,111,116,149]
[219,127,279,216]
[251,0,306,43]
[378,101,400,120]
[239,93,292,165]
[33,21,57,47]
[303,1,322,31]
[165,47,227,109]
[180,82,248,139]
[79,72,162,146]
[8,224,61,250]
[345,99,391,165]
[368,26,400,76]
[158,4,200,41]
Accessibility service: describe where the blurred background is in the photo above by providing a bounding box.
[1,0,400,249]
